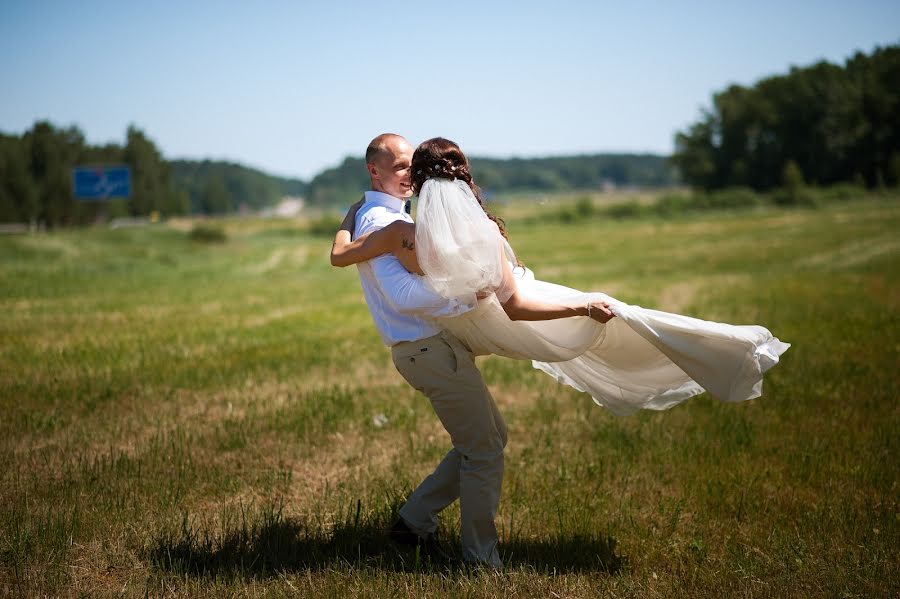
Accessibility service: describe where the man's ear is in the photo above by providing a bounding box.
[366,162,379,181]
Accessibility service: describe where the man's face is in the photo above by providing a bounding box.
[369,138,413,198]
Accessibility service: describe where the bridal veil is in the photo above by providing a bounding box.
[415,178,517,304]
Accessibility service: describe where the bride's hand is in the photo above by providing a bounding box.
[588,301,615,323]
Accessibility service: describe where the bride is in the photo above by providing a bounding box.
[331,137,789,416]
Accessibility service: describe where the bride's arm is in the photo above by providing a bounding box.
[495,251,615,323]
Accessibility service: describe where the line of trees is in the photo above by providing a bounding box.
[474,154,675,191]
[0,122,188,227]
[672,44,900,191]
[169,160,306,215]
[0,122,311,227]
[306,154,677,207]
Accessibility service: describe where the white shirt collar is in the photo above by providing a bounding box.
[364,190,407,213]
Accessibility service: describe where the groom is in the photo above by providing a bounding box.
[339,132,507,569]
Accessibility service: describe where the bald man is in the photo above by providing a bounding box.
[333,133,507,569]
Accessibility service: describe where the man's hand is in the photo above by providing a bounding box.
[339,195,366,235]
[588,301,615,323]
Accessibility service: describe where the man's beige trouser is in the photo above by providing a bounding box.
[391,330,507,568]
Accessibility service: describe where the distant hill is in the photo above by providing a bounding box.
[306,153,677,207]
[305,157,371,208]
[170,159,307,214]
[472,153,677,191]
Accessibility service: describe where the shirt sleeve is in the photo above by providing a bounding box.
[355,206,475,318]
[354,206,390,239]
[369,254,476,318]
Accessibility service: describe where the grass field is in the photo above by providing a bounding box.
[1,197,898,597]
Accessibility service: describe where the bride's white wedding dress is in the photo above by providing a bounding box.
[439,267,789,415]
[416,179,790,416]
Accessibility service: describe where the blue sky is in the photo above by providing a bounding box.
[1,1,898,179]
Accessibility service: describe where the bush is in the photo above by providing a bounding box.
[530,182,888,225]
[654,193,694,216]
[306,214,343,237]
[188,223,227,243]
[575,196,594,218]
[818,183,866,203]
[604,201,647,219]
[703,187,765,210]
[772,186,820,207]
[545,198,593,224]
[255,225,306,239]
[555,207,578,223]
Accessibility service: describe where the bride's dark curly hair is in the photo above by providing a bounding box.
[411,137,511,241]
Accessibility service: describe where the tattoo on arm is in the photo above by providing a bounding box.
[401,237,415,251]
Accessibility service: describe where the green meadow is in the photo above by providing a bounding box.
[1,197,898,597]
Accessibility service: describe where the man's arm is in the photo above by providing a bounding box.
[368,254,475,318]
[355,205,474,318]
[330,197,364,267]
[332,222,403,268]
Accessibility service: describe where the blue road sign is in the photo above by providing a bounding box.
[73,165,131,200]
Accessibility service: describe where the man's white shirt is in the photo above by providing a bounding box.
[354,190,475,346]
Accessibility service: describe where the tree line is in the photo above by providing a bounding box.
[0,123,188,227]
[0,122,307,227]
[305,154,677,207]
[169,160,305,215]
[1,123,675,227]
[672,44,900,191]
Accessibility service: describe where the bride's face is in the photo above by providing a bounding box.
[370,139,414,198]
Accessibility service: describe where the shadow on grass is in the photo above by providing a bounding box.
[147,499,623,579]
